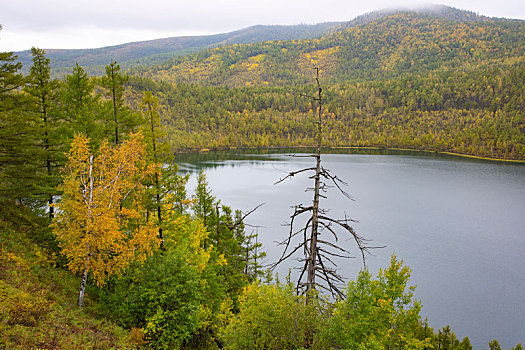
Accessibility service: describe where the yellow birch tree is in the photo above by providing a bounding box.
[52,132,160,307]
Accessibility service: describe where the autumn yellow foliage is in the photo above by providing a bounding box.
[52,133,160,287]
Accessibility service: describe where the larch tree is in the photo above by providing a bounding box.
[139,91,191,247]
[234,212,266,281]
[140,91,170,244]
[61,63,103,148]
[100,61,140,145]
[0,39,25,115]
[193,171,265,298]
[24,47,66,219]
[0,42,33,201]
[52,132,160,307]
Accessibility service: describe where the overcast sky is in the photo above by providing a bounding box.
[1,0,524,52]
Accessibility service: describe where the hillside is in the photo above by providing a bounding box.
[0,201,132,349]
[14,4,497,78]
[14,22,343,76]
[139,10,524,86]
[121,7,524,160]
[9,5,525,160]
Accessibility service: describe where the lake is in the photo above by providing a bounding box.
[176,149,525,349]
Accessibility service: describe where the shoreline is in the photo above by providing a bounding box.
[174,145,525,164]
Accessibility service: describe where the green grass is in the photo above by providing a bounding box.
[0,201,134,349]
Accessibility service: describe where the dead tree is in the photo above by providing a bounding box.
[272,67,382,302]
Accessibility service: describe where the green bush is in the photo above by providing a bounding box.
[99,247,204,349]
[220,281,324,350]
[317,255,431,350]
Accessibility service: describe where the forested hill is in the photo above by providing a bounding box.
[14,22,343,76]
[8,5,525,160]
[14,4,499,78]
[124,6,524,160]
[138,8,525,86]
[344,4,490,28]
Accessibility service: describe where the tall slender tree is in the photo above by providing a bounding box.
[24,47,65,219]
[140,91,171,244]
[100,61,139,145]
[0,39,32,201]
[61,63,103,148]
[273,67,380,303]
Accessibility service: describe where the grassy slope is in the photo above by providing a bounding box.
[0,201,133,349]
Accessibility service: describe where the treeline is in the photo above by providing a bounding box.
[128,63,525,159]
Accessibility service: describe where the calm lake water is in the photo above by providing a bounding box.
[176,149,525,349]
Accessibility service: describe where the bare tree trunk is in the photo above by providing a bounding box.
[152,128,163,244]
[42,97,55,220]
[146,98,163,245]
[306,68,323,302]
[155,172,163,242]
[273,66,378,307]
[77,254,90,308]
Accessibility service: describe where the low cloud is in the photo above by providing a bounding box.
[2,0,524,51]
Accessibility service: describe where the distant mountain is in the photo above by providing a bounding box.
[345,4,489,27]
[138,6,524,86]
[14,22,343,75]
[14,4,523,82]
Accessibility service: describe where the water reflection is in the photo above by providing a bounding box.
[175,147,519,173]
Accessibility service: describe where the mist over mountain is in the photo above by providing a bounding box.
[136,5,524,86]
[14,4,516,76]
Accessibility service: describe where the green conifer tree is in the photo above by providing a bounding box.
[140,91,189,243]
[100,61,140,145]
[0,44,34,201]
[61,63,103,148]
[24,48,66,218]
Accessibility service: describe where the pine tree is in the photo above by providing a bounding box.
[193,171,218,234]
[235,212,267,281]
[192,172,256,299]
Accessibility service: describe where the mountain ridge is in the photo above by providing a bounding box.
[14,22,344,75]
[138,9,525,87]
[14,4,517,76]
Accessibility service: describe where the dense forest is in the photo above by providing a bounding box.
[123,9,524,160]
[1,6,524,349]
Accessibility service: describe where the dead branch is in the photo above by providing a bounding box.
[224,203,265,231]
[274,167,316,185]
